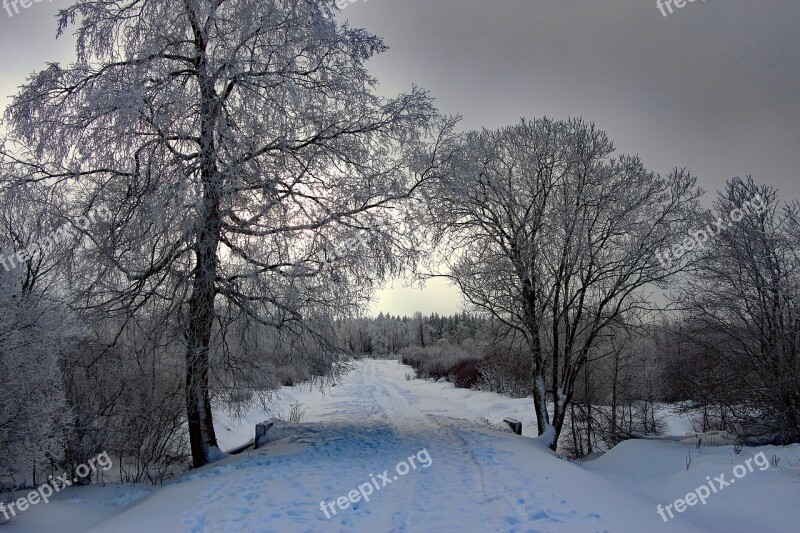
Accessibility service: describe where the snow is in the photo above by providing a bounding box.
[1,485,152,533]
[6,359,800,532]
[206,446,231,464]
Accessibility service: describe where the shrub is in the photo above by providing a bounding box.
[477,343,532,398]
[450,359,482,389]
[400,340,481,386]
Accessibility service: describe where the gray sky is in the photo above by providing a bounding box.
[2,1,799,317]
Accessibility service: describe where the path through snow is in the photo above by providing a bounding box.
[85,360,711,532]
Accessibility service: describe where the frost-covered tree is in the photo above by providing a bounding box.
[681,178,800,442]
[1,0,455,467]
[0,181,68,296]
[369,313,407,355]
[428,118,701,449]
[0,269,80,489]
[410,312,431,348]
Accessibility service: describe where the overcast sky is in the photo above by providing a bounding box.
[1,0,798,317]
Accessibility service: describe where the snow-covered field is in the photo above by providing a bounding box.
[5,359,799,532]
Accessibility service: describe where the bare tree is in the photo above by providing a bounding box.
[1,0,455,467]
[681,178,800,442]
[428,118,700,449]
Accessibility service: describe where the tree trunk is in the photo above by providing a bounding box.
[610,352,620,444]
[532,371,551,439]
[584,361,593,455]
[551,396,569,450]
[528,324,552,442]
[525,287,558,449]
[185,202,221,468]
[185,29,222,467]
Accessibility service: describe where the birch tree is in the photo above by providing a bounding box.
[1,0,454,467]
[429,118,700,449]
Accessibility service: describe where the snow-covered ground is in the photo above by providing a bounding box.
[5,359,799,532]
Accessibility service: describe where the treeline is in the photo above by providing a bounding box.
[339,312,486,354]
[339,312,495,389]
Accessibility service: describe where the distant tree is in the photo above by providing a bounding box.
[411,312,430,347]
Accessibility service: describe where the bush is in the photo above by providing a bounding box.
[400,340,480,386]
[477,343,532,398]
[450,359,482,389]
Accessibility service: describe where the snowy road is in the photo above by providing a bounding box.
[17,359,793,533]
[80,359,698,532]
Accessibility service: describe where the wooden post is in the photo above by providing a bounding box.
[254,420,275,449]
[504,417,523,435]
